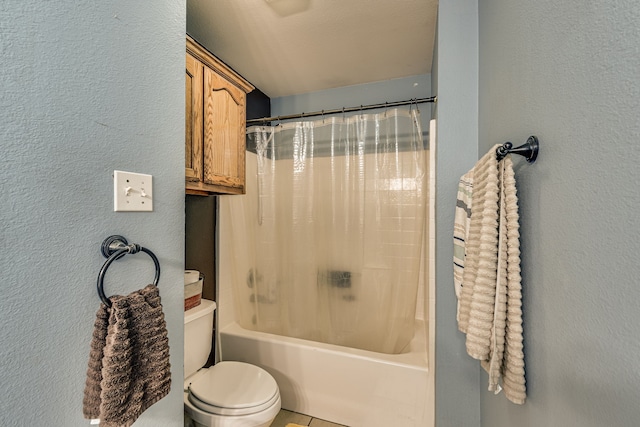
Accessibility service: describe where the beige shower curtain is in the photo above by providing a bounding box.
[221,108,427,354]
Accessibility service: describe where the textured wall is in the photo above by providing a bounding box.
[433,1,482,426]
[478,1,640,426]
[0,1,186,425]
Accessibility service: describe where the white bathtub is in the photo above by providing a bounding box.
[219,320,433,427]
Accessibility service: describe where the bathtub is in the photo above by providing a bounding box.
[219,320,433,427]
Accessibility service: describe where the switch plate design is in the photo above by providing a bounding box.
[113,170,153,212]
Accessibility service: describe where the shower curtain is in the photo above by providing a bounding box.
[221,108,427,354]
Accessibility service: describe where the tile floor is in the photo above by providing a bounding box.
[271,409,349,427]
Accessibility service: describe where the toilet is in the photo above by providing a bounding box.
[184,299,281,427]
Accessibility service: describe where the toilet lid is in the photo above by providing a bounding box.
[188,361,279,416]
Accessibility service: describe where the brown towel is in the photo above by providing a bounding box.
[83,284,171,426]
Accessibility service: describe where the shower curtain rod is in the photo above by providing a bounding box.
[246,96,437,125]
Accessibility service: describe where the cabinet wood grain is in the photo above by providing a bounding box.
[186,36,253,195]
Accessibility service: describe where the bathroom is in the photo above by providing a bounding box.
[2,1,639,427]
[183,1,437,425]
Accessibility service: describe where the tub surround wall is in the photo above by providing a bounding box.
[0,1,186,425]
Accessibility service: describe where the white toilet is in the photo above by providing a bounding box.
[184,299,281,427]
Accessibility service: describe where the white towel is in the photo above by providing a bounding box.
[456,145,526,404]
[453,171,473,321]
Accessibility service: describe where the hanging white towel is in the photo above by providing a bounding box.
[456,145,526,405]
[453,171,473,321]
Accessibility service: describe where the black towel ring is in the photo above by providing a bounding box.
[97,235,160,308]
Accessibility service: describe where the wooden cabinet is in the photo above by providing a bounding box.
[186,36,254,195]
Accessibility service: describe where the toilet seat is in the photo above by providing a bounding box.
[188,361,279,416]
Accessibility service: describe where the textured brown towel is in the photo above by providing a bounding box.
[83,284,171,426]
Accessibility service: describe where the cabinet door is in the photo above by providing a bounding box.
[185,53,203,182]
[203,67,246,192]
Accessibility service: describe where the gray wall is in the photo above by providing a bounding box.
[433,1,482,426]
[0,1,186,426]
[478,1,640,427]
[271,74,431,117]
[271,74,432,145]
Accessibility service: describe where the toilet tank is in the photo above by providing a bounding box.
[184,299,216,379]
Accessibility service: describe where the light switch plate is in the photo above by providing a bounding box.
[113,170,153,212]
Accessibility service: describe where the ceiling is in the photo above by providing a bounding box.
[186,0,438,98]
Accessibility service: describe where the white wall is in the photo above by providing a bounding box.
[478,1,640,426]
[0,1,186,425]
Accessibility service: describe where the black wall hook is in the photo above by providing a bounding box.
[496,136,539,163]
